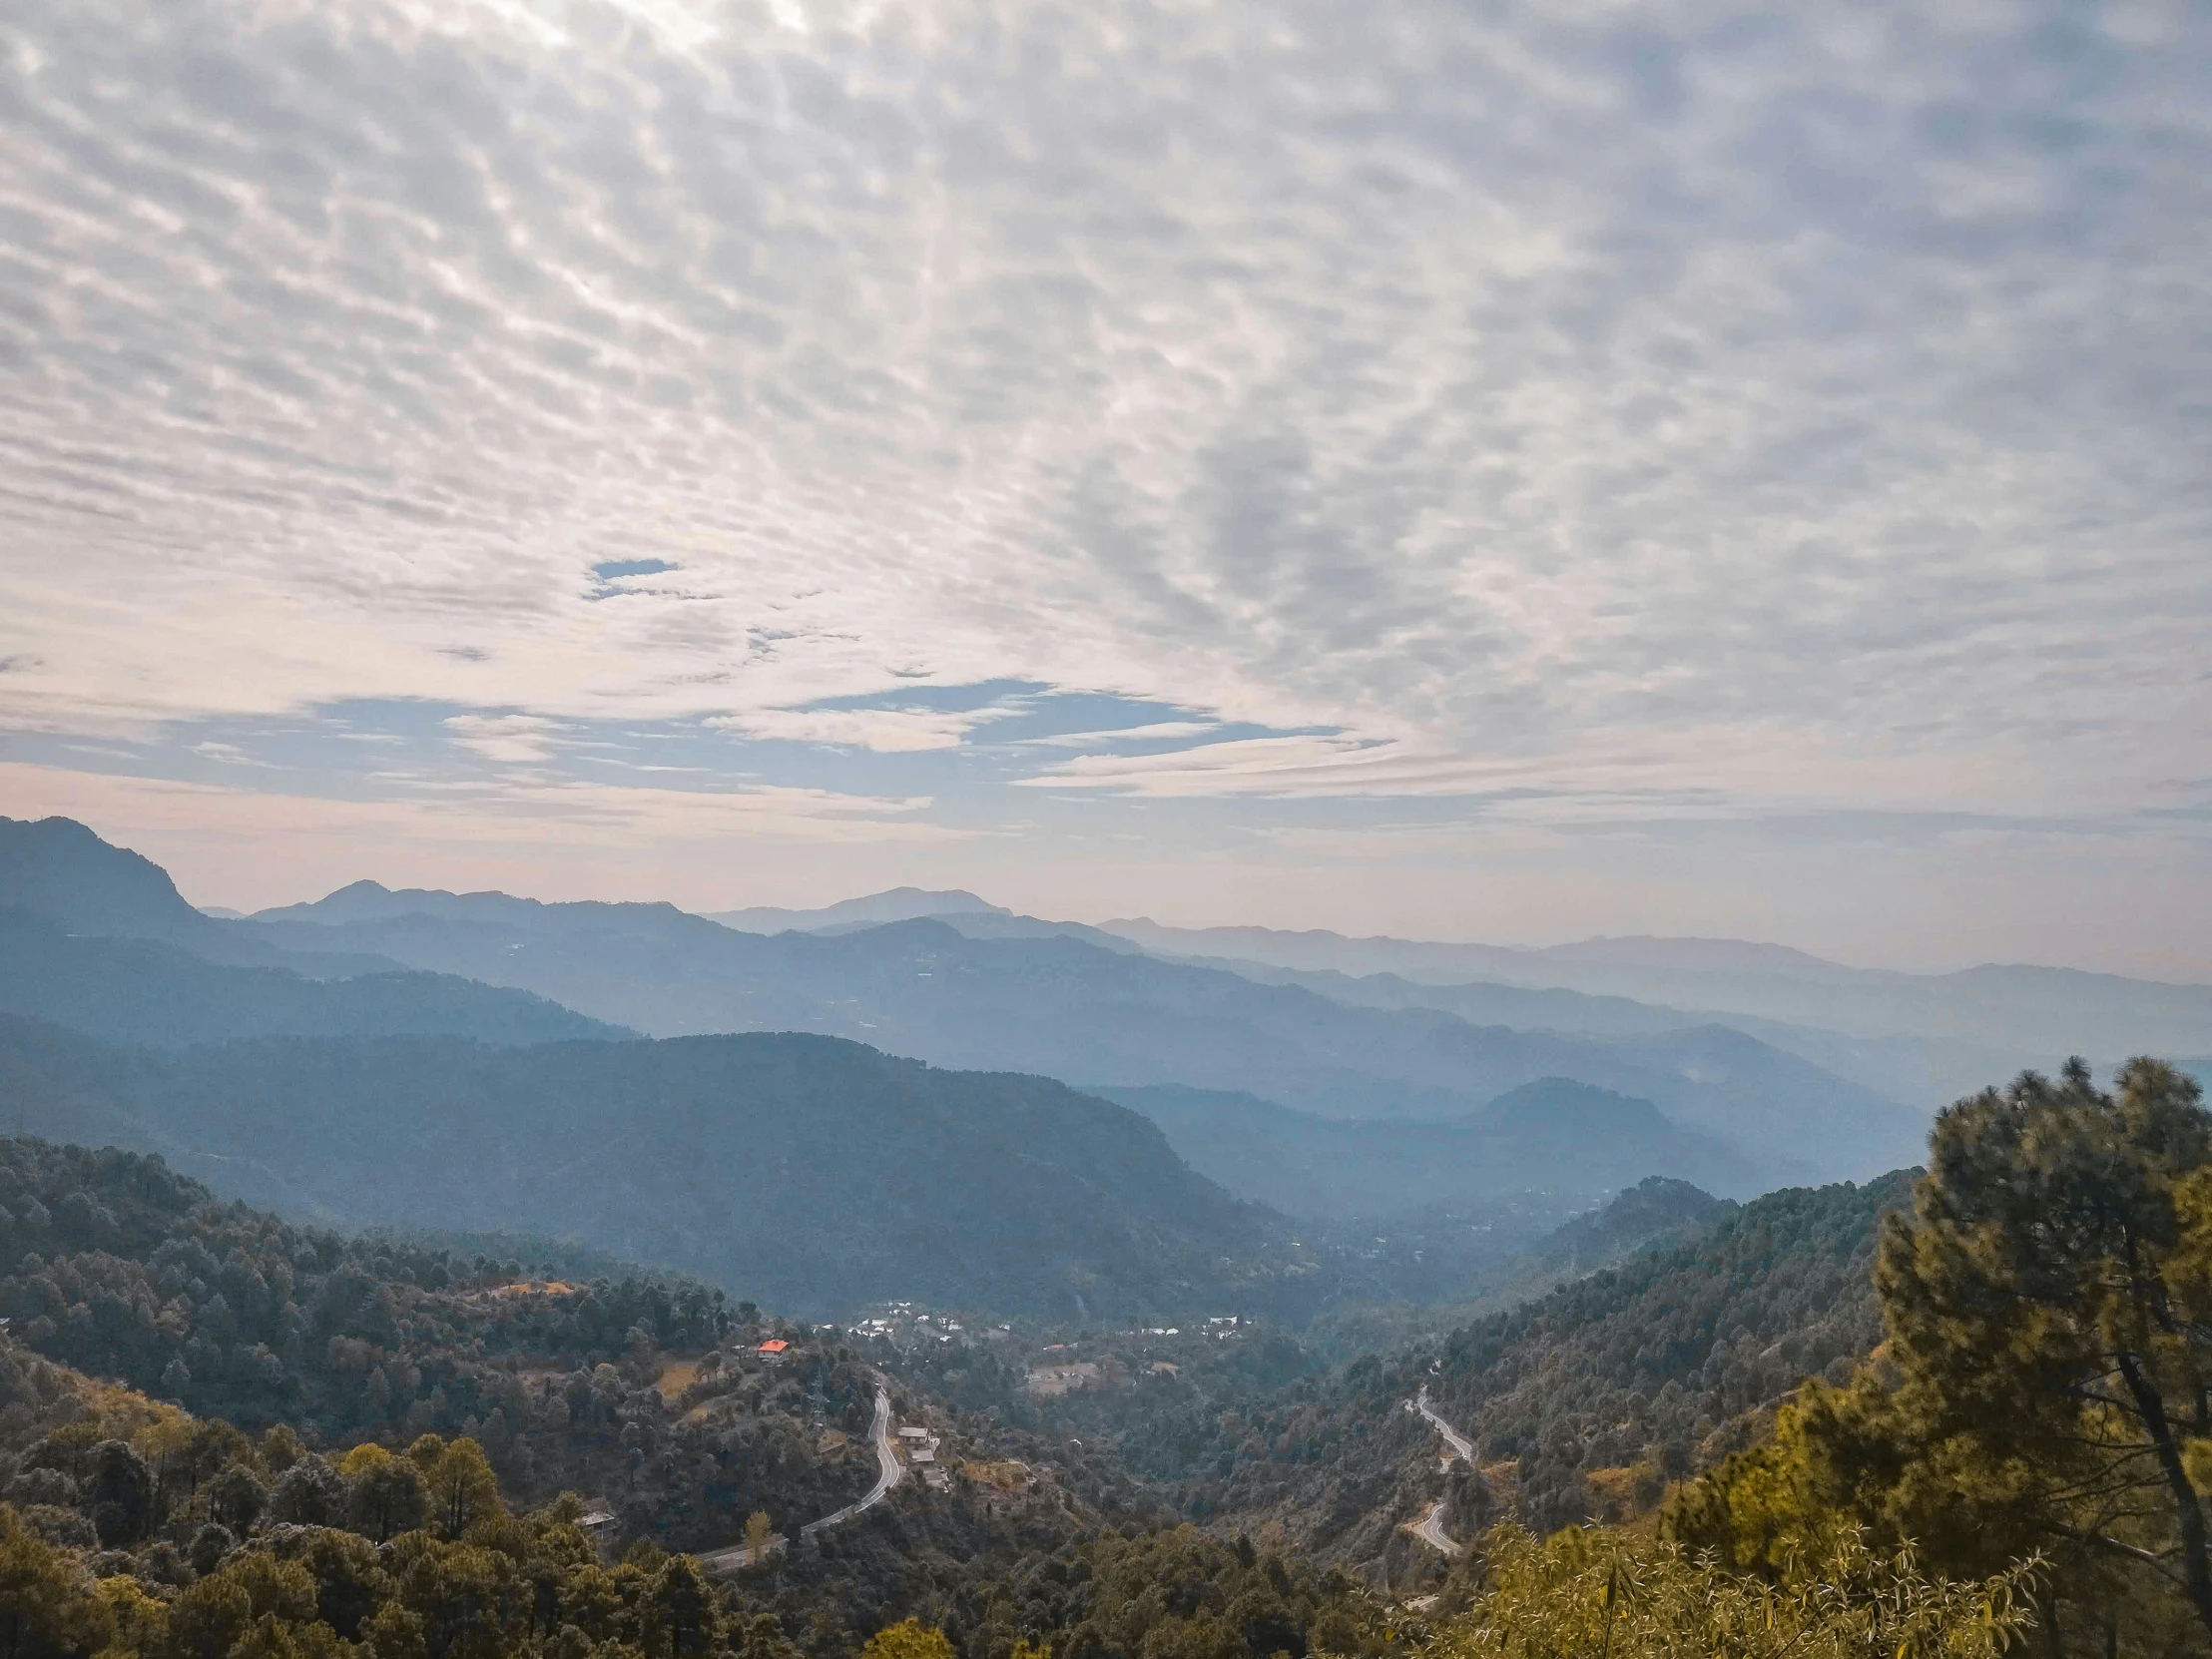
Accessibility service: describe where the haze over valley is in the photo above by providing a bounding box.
[8,814,2211,1279]
[1,0,2206,1650]
[3,810,2209,1655]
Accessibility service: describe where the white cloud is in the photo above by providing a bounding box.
[1014,722,1220,749]
[1019,735,1403,798]
[190,741,278,769]
[0,758,957,873]
[714,701,1024,752]
[444,713,565,768]
[0,0,2206,963]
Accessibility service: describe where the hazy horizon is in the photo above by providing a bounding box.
[90,833,2199,985]
[2,2,2206,980]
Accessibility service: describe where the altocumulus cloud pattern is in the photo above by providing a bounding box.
[0,0,2207,902]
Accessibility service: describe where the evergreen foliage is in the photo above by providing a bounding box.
[0,910,624,1049]
[1668,1058,2212,1651]
[994,1171,1908,1561]
[1437,1524,2036,1659]
[0,1137,889,1548]
[16,1036,2212,1656]
[0,1021,1284,1322]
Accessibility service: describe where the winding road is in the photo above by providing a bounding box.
[1414,1385,1475,1469]
[802,1385,902,1535]
[701,1382,902,1572]
[1411,1497,1462,1556]
[1404,1386,1474,1555]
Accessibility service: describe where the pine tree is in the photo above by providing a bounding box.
[1676,1059,2212,1648]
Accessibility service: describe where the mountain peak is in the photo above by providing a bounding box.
[1534,934,1860,976]
[1476,1077,1674,1137]
[0,815,218,944]
[325,878,396,900]
[256,881,555,927]
[711,886,1008,933]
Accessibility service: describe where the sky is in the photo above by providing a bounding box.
[0,0,2207,976]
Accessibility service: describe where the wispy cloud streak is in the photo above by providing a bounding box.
[0,0,2206,961]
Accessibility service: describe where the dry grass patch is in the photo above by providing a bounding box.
[656,1362,700,1400]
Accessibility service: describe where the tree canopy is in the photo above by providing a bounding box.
[1671,1058,2212,1652]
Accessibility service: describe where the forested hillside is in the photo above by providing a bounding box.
[1288,1175,1743,1364]
[242,879,1922,1187]
[1086,1081,1758,1215]
[3,1056,2195,1659]
[0,1133,1418,1659]
[888,1170,1908,1580]
[0,909,625,1047]
[1418,1172,1907,1532]
[0,1135,894,1538]
[0,1019,1283,1319]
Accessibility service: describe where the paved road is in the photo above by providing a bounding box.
[701,1382,901,1572]
[1411,1497,1462,1556]
[697,1533,783,1573]
[1414,1386,1475,1469]
[1403,1386,1474,1556]
[801,1384,901,1535]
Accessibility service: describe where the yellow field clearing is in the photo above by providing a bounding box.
[657,1362,700,1399]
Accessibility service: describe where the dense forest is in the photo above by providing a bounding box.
[5,1050,2200,1655]
[1417,1170,1907,1532]
[0,1018,1292,1321]
[859,1060,2212,1655]
[0,1137,891,1543]
[875,1171,1902,1574]
[0,909,626,1050]
[2,817,2208,1659]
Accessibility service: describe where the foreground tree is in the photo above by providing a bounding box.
[1877,1059,2212,1635]
[742,1511,777,1566]
[0,1504,112,1659]
[337,1443,427,1543]
[1437,1523,2035,1659]
[1674,1058,2212,1651]
[860,1620,957,1659]
[407,1435,502,1538]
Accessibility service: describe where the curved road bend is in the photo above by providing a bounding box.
[1411,1497,1462,1556]
[1403,1386,1475,1555]
[1414,1385,1475,1469]
[801,1384,902,1535]
[701,1383,901,1571]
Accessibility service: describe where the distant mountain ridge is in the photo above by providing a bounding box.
[0,814,222,945]
[0,909,625,1048]
[0,1014,1279,1320]
[1099,916,2212,1086]
[1173,954,1951,1107]
[711,886,1010,933]
[0,815,368,971]
[0,819,624,1047]
[0,821,1930,1193]
[240,896,1926,1188]
[1090,1079,1763,1216]
[256,878,703,934]
[716,897,2211,1105]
